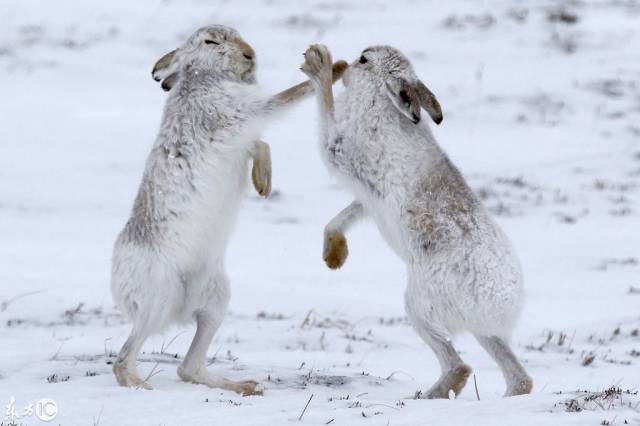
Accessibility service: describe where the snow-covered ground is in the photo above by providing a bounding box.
[1,0,639,424]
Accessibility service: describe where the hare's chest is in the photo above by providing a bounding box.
[326,135,385,198]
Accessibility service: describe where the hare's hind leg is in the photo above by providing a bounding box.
[178,311,262,396]
[475,335,532,396]
[412,321,472,399]
[177,274,262,396]
[113,324,153,390]
[406,281,471,399]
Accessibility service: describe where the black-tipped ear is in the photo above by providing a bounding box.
[415,80,443,125]
[385,78,421,124]
[161,72,179,92]
[152,49,178,82]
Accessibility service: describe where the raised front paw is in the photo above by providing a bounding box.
[251,158,271,198]
[251,141,272,198]
[331,60,349,83]
[301,44,333,81]
[323,230,348,269]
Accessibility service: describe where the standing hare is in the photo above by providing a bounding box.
[301,44,532,398]
[111,26,346,394]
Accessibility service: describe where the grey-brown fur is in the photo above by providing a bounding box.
[406,156,480,253]
[111,27,347,394]
[302,44,532,399]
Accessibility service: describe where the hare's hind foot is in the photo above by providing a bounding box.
[475,335,533,397]
[113,324,153,390]
[416,363,472,399]
[113,361,153,390]
[178,366,263,396]
[232,379,263,396]
[178,308,262,396]
[506,375,533,397]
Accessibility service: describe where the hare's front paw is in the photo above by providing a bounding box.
[251,156,271,198]
[251,140,271,198]
[323,230,348,269]
[301,44,333,81]
[331,60,349,83]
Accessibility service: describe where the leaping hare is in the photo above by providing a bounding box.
[301,44,532,398]
[111,26,346,395]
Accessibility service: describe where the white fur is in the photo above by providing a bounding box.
[112,79,262,334]
[110,25,301,394]
[332,82,523,339]
[302,44,532,398]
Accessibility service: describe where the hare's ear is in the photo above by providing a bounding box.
[160,72,179,92]
[415,80,443,125]
[385,78,421,124]
[152,49,180,90]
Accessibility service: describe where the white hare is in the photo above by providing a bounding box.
[301,44,532,398]
[111,26,346,394]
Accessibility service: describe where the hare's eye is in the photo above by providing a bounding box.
[205,40,220,45]
[359,55,368,64]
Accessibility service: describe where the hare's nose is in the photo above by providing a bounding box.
[234,38,255,61]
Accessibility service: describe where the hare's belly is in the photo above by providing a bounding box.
[362,196,411,261]
[172,158,249,260]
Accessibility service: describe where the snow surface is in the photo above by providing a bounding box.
[1,0,639,425]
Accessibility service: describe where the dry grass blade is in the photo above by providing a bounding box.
[298,393,314,421]
[1,289,46,312]
[364,403,399,411]
[300,309,315,329]
[138,362,163,390]
[160,331,186,354]
[48,342,65,361]
[92,406,104,426]
[386,370,416,382]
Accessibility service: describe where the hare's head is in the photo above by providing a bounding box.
[344,46,442,125]
[152,25,256,91]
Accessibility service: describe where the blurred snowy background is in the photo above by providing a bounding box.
[1,0,639,424]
